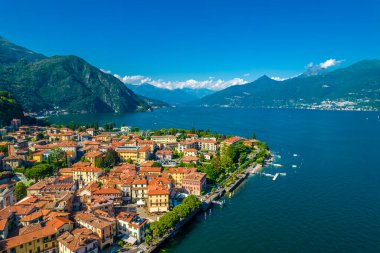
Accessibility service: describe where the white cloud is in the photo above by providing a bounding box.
[113,74,152,85]
[319,59,343,69]
[113,73,248,90]
[243,73,251,77]
[271,76,288,81]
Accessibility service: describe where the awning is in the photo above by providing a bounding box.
[122,235,137,244]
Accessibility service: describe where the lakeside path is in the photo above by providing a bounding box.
[141,155,274,253]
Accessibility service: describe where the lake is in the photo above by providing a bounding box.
[49,107,380,253]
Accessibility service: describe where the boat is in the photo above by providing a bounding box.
[292,165,297,168]
[293,154,298,157]
[273,163,283,167]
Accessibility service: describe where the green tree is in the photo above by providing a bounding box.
[47,148,67,170]
[103,149,120,168]
[35,133,44,141]
[25,164,53,181]
[145,234,153,245]
[14,182,27,200]
[149,221,166,237]
[159,212,179,229]
[172,204,190,219]
[103,122,116,132]
[95,156,104,168]
[182,195,201,211]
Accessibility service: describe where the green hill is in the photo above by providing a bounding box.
[0,36,149,113]
[195,60,380,111]
[0,91,25,125]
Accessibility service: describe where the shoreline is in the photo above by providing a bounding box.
[142,154,274,253]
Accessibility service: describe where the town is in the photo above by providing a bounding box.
[0,118,270,253]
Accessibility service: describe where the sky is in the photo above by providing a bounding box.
[1,0,380,90]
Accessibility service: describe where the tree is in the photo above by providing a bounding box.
[14,182,27,200]
[159,212,179,229]
[35,133,44,141]
[149,221,166,237]
[103,149,120,168]
[203,163,218,182]
[252,133,256,140]
[95,157,104,168]
[182,195,201,211]
[104,122,116,132]
[145,234,153,245]
[68,121,78,130]
[151,162,161,167]
[47,148,67,170]
[225,145,238,163]
[173,204,190,219]
[221,155,235,172]
[25,164,53,181]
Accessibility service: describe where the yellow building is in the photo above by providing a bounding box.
[147,184,170,213]
[72,167,104,184]
[163,167,196,188]
[74,212,116,249]
[0,217,72,253]
[84,151,103,165]
[116,146,150,163]
[151,135,177,143]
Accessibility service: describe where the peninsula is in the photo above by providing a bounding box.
[0,118,271,253]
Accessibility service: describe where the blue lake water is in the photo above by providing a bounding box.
[49,107,380,253]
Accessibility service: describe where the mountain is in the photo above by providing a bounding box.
[0,36,149,114]
[126,83,214,105]
[195,60,380,111]
[0,91,24,125]
[137,95,170,108]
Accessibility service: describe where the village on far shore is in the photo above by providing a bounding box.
[0,118,271,253]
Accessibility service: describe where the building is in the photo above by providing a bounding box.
[72,167,104,185]
[2,155,24,170]
[11,119,21,131]
[147,183,170,213]
[163,167,196,188]
[182,172,207,196]
[220,136,242,151]
[57,228,99,253]
[181,156,199,164]
[116,146,151,163]
[116,212,149,243]
[150,135,177,143]
[198,139,218,152]
[0,182,16,209]
[177,141,198,152]
[0,217,72,253]
[93,188,122,206]
[156,150,172,161]
[139,167,162,176]
[131,179,148,205]
[74,212,116,249]
[84,151,103,165]
[183,148,198,157]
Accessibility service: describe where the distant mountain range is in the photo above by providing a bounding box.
[0,36,150,114]
[1,36,379,113]
[126,83,214,105]
[194,60,380,111]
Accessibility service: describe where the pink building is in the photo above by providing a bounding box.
[182,172,206,196]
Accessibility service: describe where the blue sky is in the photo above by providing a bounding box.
[1,0,380,89]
